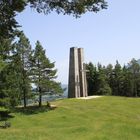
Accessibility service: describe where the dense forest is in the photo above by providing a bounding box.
[86,59,140,97]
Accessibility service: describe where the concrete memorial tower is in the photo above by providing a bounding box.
[68,47,88,98]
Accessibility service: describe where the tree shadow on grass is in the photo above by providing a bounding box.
[13,105,57,115]
[0,113,14,129]
[0,110,14,121]
[0,105,57,128]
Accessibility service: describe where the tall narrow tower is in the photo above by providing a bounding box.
[68,47,88,98]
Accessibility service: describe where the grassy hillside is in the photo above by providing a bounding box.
[0,96,140,140]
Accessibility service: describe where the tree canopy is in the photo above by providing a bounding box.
[0,31,63,108]
[28,0,108,17]
[0,0,107,39]
[86,59,140,97]
[31,41,62,107]
[0,0,26,39]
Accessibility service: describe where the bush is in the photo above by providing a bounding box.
[97,85,112,95]
[0,107,11,119]
[0,98,10,107]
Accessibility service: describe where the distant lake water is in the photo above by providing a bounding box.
[22,85,68,105]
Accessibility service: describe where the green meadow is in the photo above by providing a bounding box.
[0,96,140,140]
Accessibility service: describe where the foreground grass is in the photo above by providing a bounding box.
[0,96,140,140]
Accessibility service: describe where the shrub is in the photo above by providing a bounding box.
[0,107,11,120]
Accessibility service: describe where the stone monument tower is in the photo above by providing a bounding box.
[68,47,88,98]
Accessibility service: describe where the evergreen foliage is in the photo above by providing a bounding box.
[0,32,62,108]
[31,41,63,107]
[0,0,26,39]
[0,0,107,39]
[14,32,32,108]
[86,59,140,97]
[0,38,15,107]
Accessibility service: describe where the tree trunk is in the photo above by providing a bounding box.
[23,90,27,108]
[39,87,42,107]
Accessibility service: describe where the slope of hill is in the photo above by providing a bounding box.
[0,96,140,140]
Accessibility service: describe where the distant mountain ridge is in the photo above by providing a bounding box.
[61,84,68,97]
[137,59,140,65]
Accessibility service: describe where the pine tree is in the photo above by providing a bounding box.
[128,58,140,97]
[0,38,14,107]
[86,59,140,97]
[32,41,62,107]
[1,60,21,107]
[96,63,112,95]
[112,61,124,96]
[122,66,134,97]
[0,0,26,39]
[14,32,32,108]
[105,64,113,89]
[0,57,5,72]
[86,62,98,95]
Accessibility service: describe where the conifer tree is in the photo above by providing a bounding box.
[32,41,62,107]
[96,63,112,95]
[128,59,140,97]
[86,59,140,97]
[0,57,5,72]
[105,64,114,89]
[14,32,32,108]
[112,61,124,96]
[86,62,98,95]
[86,62,111,96]
[0,39,14,107]
[122,66,134,97]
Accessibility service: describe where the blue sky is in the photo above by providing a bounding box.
[16,0,140,84]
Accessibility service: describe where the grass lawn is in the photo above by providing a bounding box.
[0,96,140,140]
